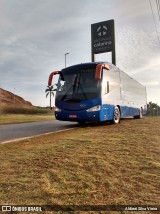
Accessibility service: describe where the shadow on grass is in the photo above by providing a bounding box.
[77,117,137,128]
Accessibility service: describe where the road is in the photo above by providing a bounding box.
[0,120,78,144]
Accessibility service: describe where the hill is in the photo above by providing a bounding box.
[0,88,33,108]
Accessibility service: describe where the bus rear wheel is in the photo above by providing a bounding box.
[112,107,120,124]
[134,108,143,119]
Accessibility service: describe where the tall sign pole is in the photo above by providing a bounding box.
[91,19,116,65]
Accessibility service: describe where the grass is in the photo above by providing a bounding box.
[0,106,52,114]
[0,106,54,124]
[0,117,160,213]
[0,114,54,125]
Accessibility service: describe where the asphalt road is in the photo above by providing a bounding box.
[0,120,78,144]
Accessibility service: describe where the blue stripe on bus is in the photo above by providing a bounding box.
[55,105,140,122]
[120,106,140,118]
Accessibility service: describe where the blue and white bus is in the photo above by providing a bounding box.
[48,62,147,124]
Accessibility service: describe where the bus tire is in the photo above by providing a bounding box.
[134,108,143,119]
[112,106,120,124]
[78,121,85,126]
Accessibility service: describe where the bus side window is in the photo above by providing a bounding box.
[102,69,109,95]
[103,81,109,95]
[107,81,109,93]
[58,80,65,92]
[104,81,109,94]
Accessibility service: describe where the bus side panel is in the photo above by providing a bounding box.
[120,106,140,118]
[101,67,122,121]
[100,104,114,121]
[120,70,147,117]
[101,86,122,121]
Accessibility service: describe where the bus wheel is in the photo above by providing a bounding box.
[113,107,120,124]
[78,121,85,126]
[138,107,143,119]
[134,108,143,119]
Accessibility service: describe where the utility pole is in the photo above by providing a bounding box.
[65,53,69,68]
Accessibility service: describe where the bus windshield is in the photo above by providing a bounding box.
[56,69,100,102]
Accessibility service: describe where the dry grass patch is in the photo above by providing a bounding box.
[0,117,160,213]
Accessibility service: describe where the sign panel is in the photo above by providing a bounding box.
[91,20,116,64]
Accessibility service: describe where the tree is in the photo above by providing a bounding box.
[147,102,160,116]
[45,85,57,108]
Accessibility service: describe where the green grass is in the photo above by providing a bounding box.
[0,106,52,115]
[0,114,54,125]
[0,106,54,124]
[0,117,160,213]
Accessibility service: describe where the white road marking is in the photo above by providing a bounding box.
[0,127,77,145]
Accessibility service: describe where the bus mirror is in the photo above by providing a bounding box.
[95,64,109,80]
[48,71,64,86]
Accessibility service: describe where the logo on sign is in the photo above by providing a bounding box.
[97,25,108,37]
[91,20,115,56]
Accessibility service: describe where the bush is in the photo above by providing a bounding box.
[0,107,52,115]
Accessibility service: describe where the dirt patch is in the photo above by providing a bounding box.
[0,88,33,108]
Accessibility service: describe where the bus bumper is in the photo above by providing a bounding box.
[55,110,100,122]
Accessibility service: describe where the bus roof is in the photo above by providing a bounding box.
[61,62,116,72]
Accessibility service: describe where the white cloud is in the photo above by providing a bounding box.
[0,0,160,106]
[144,81,160,86]
[116,27,160,73]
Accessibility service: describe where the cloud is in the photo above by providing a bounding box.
[144,81,159,86]
[117,27,160,72]
[0,0,160,106]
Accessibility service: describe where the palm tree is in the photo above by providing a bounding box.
[45,85,56,108]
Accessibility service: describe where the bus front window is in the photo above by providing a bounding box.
[56,70,100,101]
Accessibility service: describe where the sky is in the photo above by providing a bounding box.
[0,0,160,106]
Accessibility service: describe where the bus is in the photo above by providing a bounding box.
[48,62,147,124]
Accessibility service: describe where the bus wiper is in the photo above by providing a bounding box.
[61,84,74,101]
[61,75,78,101]
[77,75,88,100]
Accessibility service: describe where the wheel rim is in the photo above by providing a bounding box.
[140,108,143,118]
[114,108,120,123]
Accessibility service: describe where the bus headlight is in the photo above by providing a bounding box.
[55,107,62,112]
[86,105,101,112]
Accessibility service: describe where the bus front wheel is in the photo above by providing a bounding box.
[112,107,120,124]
